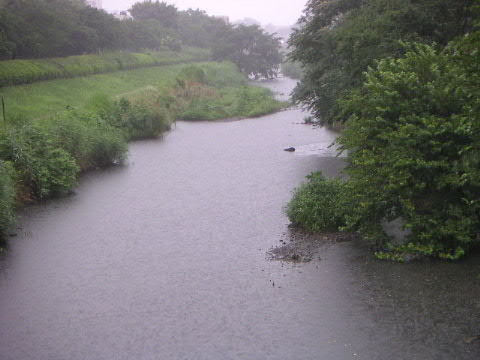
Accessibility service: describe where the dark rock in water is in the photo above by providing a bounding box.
[284,147,295,152]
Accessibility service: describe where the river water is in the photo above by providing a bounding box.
[0,77,479,360]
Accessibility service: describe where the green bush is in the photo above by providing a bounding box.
[338,42,480,254]
[0,126,79,199]
[109,96,173,140]
[287,172,347,232]
[0,160,16,239]
[42,111,128,169]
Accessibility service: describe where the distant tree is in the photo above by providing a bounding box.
[129,1,178,29]
[178,9,230,48]
[213,25,282,79]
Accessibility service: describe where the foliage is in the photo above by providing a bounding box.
[287,172,347,232]
[213,24,283,79]
[0,160,15,238]
[0,125,80,199]
[375,243,466,262]
[337,40,480,252]
[289,0,477,125]
[281,61,303,80]
[129,1,178,29]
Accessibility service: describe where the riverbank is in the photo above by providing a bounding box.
[0,61,286,240]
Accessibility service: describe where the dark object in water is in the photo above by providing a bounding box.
[284,147,295,152]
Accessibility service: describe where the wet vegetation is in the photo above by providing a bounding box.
[287,0,480,260]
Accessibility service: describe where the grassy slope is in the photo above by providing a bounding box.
[0,64,192,120]
[0,47,210,87]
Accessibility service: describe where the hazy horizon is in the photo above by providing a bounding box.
[101,0,306,26]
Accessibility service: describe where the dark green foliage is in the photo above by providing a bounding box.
[289,0,476,125]
[0,125,79,199]
[338,40,480,253]
[287,172,347,232]
[0,160,15,238]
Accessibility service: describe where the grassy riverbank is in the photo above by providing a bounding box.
[0,47,210,88]
[0,61,285,240]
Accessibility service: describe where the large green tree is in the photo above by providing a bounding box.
[338,35,480,252]
[289,0,476,125]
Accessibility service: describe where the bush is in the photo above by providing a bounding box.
[109,95,173,140]
[287,172,347,232]
[0,126,79,199]
[0,161,16,239]
[43,111,128,169]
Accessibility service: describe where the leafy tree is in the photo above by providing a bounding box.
[337,40,480,252]
[289,0,476,125]
[213,25,282,79]
[129,1,178,29]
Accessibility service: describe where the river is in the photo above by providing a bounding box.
[0,77,479,359]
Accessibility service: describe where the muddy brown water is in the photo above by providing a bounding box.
[0,77,479,360]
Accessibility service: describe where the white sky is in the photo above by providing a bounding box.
[101,0,306,25]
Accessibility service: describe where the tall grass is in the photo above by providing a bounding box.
[0,47,210,88]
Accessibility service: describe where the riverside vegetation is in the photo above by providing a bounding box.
[0,59,285,242]
[0,0,285,243]
[287,0,480,261]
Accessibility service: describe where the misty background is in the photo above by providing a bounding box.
[102,0,305,25]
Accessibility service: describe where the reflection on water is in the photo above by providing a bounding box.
[0,77,478,360]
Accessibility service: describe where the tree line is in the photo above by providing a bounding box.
[288,0,480,260]
[0,0,282,79]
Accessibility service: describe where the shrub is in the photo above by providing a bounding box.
[43,111,128,169]
[287,172,347,232]
[0,161,16,239]
[109,96,173,140]
[0,126,79,199]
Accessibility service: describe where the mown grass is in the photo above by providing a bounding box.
[0,63,199,120]
[0,47,210,88]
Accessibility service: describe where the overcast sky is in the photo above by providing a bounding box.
[101,0,306,25]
